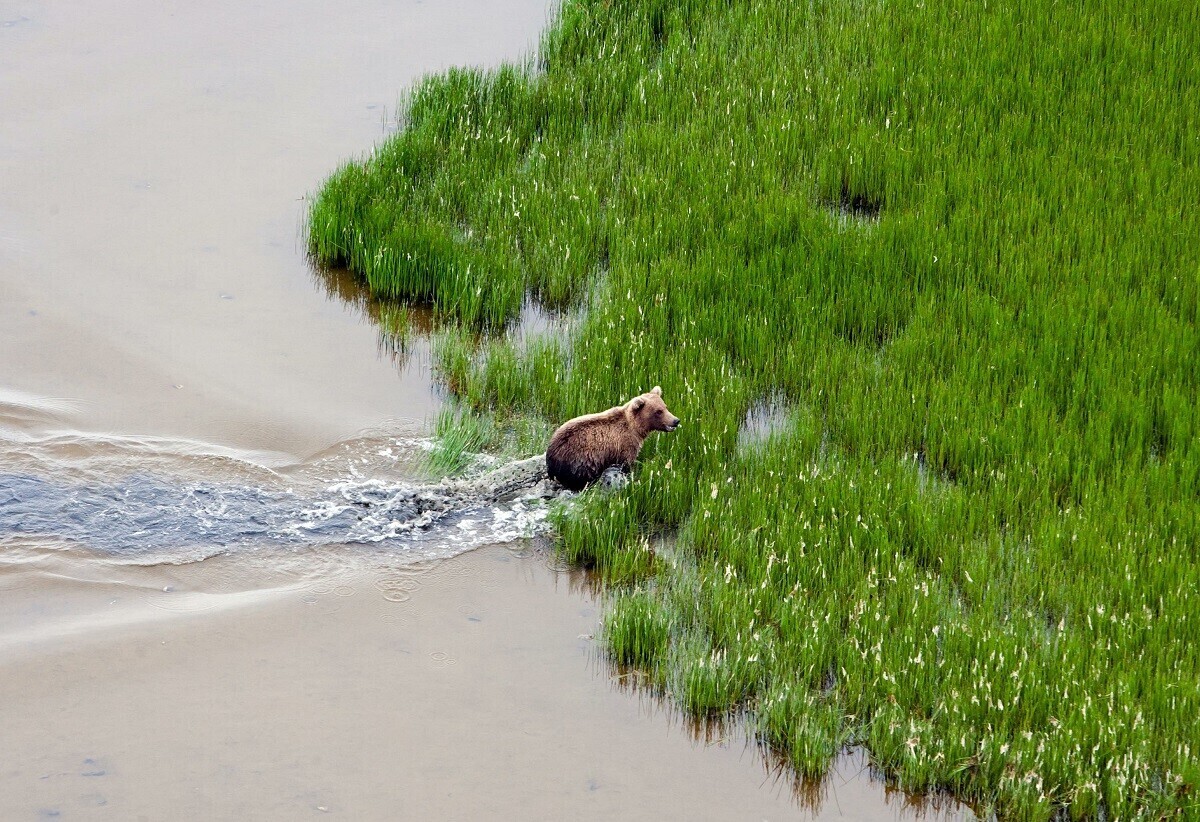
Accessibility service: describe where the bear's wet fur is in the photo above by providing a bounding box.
[545,386,681,492]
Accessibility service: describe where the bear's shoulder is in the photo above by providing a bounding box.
[566,405,626,429]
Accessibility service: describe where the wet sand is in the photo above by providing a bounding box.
[0,1,972,819]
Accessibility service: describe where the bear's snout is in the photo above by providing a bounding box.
[666,416,681,432]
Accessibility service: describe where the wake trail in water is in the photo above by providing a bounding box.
[0,425,561,564]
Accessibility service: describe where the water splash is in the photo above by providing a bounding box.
[0,427,560,565]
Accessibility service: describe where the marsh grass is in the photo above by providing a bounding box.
[427,401,548,476]
[428,405,499,475]
[311,0,1200,815]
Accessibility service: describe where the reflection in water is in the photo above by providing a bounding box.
[308,261,442,372]
[596,659,975,819]
[562,535,977,820]
[737,392,794,451]
[309,260,576,366]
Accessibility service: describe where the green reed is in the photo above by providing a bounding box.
[310,0,1200,815]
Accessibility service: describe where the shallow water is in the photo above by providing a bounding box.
[0,0,518,456]
[0,543,972,820]
[0,0,973,818]
[0,393,554,564]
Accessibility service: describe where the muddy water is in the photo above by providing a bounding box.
[0,1,972,819]
[0,545,966,820]
[0,0,515,454]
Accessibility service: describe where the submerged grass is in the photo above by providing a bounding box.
[310,0,1200,815]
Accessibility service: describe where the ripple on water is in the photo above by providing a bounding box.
[428,651,457,668]
[374,574,422,603]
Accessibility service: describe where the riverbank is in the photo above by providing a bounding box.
[309,0,1200,816]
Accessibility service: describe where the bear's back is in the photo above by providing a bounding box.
[546,406,639,491]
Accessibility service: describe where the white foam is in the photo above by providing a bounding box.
[1,430,561,565]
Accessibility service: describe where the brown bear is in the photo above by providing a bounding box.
[545,386,681,491]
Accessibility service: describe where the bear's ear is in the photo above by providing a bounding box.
[651,385,662,396]
[630,397,646,413]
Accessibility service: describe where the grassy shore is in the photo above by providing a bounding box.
[309,0,1199,815]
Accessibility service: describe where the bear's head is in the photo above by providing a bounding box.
[627,386,681,436]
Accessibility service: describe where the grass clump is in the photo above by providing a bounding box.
[310,0,1200,815]
[427,400,548,476]
[428,405,500,475]
[758,686,850,781]
[604,587,670,672]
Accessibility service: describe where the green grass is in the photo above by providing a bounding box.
[426,398,549,476]
[427,404,500,475]
[309,0,1200,816]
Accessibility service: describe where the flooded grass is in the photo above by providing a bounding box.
[309,0,1200,815]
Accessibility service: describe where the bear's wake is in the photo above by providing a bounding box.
[0,437,567,565]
